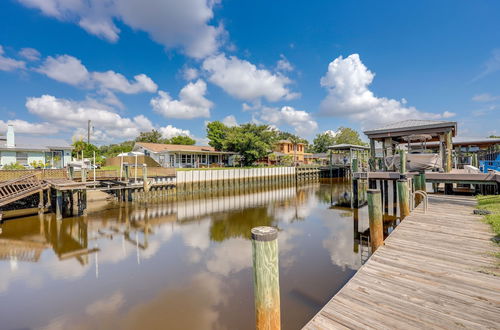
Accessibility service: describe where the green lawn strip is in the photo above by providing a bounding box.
[176,166,291,171]
[476,195,500,246]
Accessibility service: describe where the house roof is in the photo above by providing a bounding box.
[278,140,305,145]
[0,136,72,151]
[135,142,234,154]
[363,119,457,142]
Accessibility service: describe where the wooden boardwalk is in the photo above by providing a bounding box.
[304,195,500,329]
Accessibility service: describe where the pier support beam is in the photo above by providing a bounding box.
[399,150,406,174]
[251,226,280,330]
[368,189,383,253]
[445,130,452,173]
[397,179,410,218]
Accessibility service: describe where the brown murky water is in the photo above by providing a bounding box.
[0,180,399,330]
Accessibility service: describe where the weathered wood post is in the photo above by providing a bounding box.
[419,171,426,193]
[399,150,406,174]
[369,139,376,171]
[56,190,63,220]
[397,179,410,218]
[352,178,359,208]
[351,158,358,174]
[367,189,384,252]
[445,130,452,173]
[38,190,44,212]
[251,226,280,330]
[81,167,87,183]
[143,164,149,193]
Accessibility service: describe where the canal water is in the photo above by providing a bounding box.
[0,180,398,330]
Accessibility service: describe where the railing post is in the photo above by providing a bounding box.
[251,226,280,330]
[367,189,384,252]
[397,179,410,218]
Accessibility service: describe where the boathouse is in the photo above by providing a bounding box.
[133,142,236,168]
[0,125,72,169]
[364,119,457,172]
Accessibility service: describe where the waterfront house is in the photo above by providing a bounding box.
[0,125,72,169]
[132,142,236,168]
[261,140,310,165]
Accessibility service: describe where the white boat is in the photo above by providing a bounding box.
[385,153,441,171]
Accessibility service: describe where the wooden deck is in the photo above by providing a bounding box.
[304,195,500,329]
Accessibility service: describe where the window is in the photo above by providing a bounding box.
[201,154,207,163]
[16,152,28,165]
[181,154,193,164]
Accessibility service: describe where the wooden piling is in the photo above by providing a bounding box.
[397,179,410,218]
[56,190,63,220]
[367,189,383,252]
[399,149,406,174]
[352,179,359,208]
[251,226,280,330]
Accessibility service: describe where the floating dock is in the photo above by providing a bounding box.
[304,194,500,329]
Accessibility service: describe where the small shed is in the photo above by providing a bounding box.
[363,120,457,172]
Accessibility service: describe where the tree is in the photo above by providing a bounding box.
[222,124,277,166]
[135,129,166,143]
[311,127,366,153]
[169,135,196,145]
[206,121,229,150]
[312,132,337,153]
[72,140,99,159]
[334,127,366,145]
[99,141,134,158]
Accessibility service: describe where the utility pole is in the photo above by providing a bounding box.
[87,120,91,144]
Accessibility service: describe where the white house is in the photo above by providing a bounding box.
[133,142,236,168]
[0,125,72,169]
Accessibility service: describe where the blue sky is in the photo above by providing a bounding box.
[0,0,499,145]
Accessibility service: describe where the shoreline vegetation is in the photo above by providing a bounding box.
[476,195,500,261]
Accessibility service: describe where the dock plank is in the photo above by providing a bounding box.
[303,195,500,329]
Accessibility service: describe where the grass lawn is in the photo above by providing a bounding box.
[99,165,120,171]
[476,195,500,242]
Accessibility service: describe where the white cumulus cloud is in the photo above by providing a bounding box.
[159,125,192,139]
[0,45,26,71]
[18,47,41,61]
[320,54,455,127]
[36,55,90,86]
[26,94,156,141]
[202,53,299,102]
[221,115,238,127]
[260,106,318,136]
[17,0,224,58]
[0,119,54,134]
[151,79,213,119]
[36,54,158,94]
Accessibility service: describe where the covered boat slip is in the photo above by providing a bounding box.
[364,120,457,172]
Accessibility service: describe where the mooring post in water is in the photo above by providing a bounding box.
[367,189,383,252]
[251,226,280,330]
[56,190,63,220]
[397,179,410,218]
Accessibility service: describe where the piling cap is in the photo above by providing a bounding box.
[251,226,278,241]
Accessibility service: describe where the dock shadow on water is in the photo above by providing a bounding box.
[0,180,400,330]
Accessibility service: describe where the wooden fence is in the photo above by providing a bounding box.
[0,169,68,181]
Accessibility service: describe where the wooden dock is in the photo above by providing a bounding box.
[304,194,500,329]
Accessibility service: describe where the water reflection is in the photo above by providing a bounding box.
[0,181,395,330]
